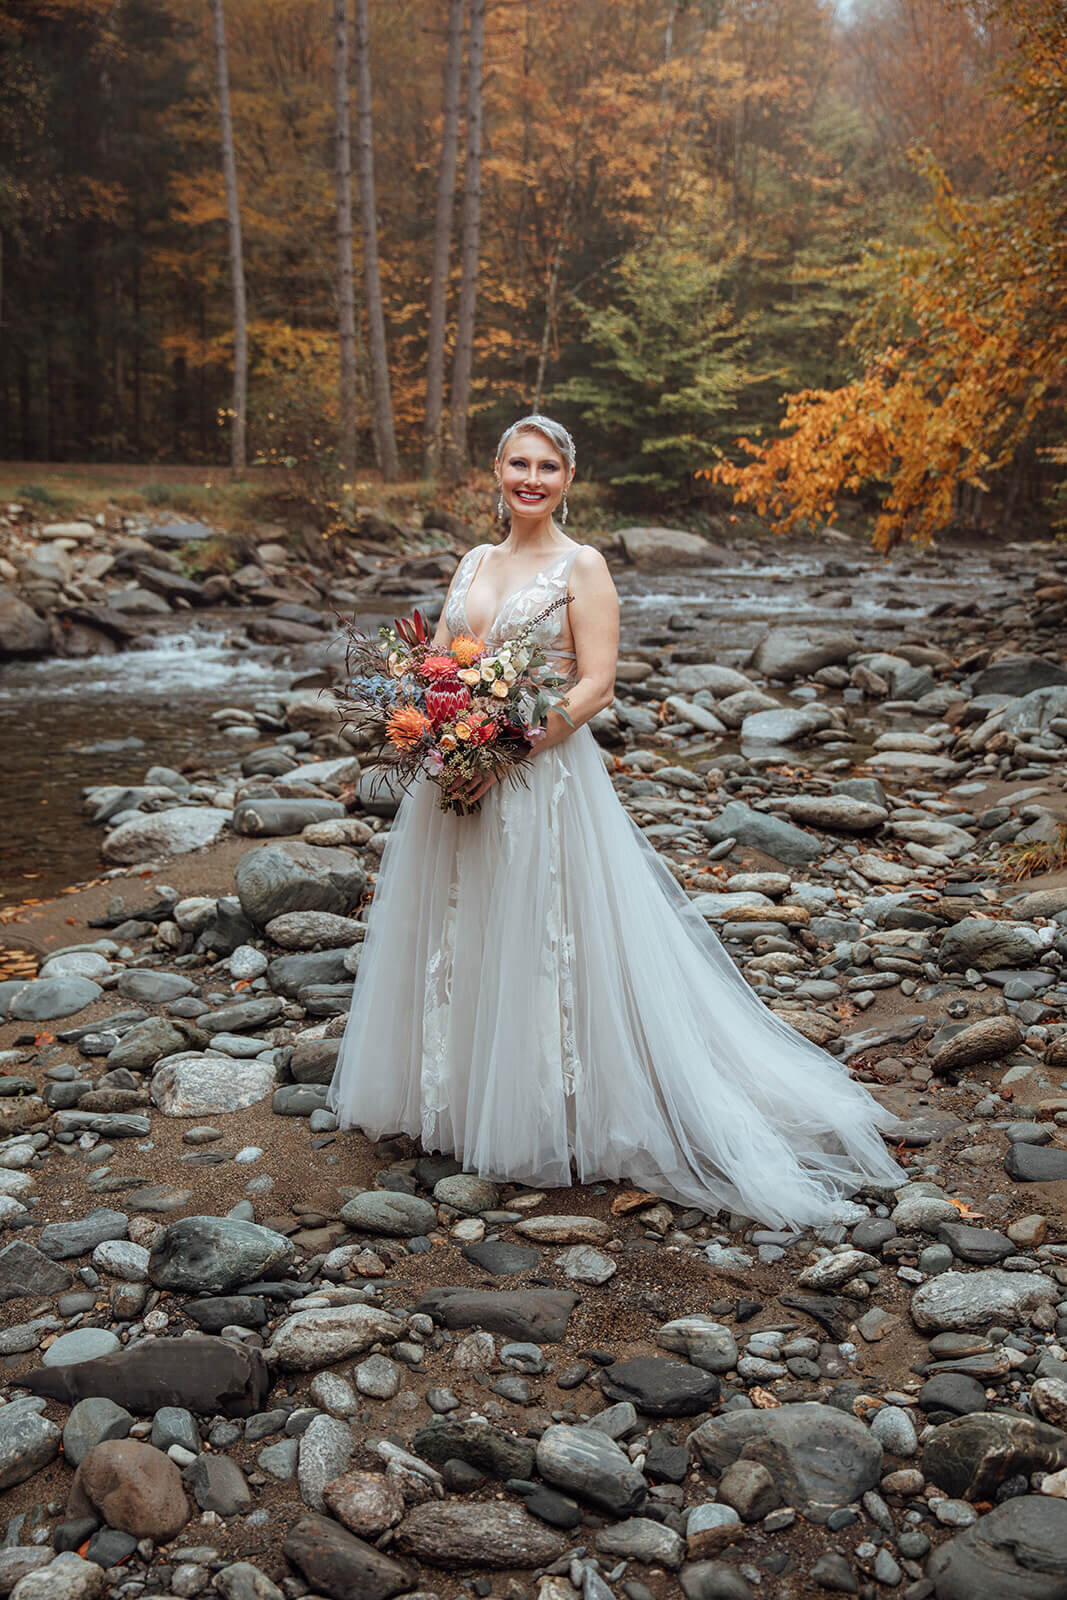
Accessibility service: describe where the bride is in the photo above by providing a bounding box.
[326,413,904,1226]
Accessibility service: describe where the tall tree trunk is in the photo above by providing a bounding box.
[423,0,466,477]
[446,0,484,478]
[332,0,358,475]
[353,0,399,481]
[211,0,247,478]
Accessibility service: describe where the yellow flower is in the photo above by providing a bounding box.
[457,668,482,687]
[490,680,509,698]
[440,733,457,751]
[454,724,472,741]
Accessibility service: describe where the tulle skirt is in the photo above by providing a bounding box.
[326,726,905,1226]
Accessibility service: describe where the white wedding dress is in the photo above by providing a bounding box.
[327,543,904,1227]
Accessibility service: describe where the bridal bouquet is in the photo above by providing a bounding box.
[336,597,572,814]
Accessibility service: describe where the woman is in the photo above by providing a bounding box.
[327,414,904,1226]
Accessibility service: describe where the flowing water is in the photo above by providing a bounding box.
[0,542,996,905]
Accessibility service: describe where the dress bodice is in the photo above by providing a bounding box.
[445,544,580,669]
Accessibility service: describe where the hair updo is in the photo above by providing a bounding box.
[495,413,576,472]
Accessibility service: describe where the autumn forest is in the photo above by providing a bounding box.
[1,0,1064,547]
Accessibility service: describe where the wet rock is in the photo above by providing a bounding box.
[66,1438,191,1539]
[412,1418,535,1480]
[234,841,367,926]
[396,1501,567,1567]
[18,1333,271,1416]
[535,1423,648,1514]
[688,1403,882,1523]
[322,1469,405,1537]
[601,1356,720,1416]
[151,1055,275,1117]
[102,807,229,865]
[0,1406,61,1489]
[922,1413,1067,1500]
[415,1288,578,1343]
[340,1191,436,1236]
[911,1270,1059,1331]
[927,1495,1067,1600]
[267,1303,404,1370]
[0,588,51,657]
[232,798,345,837]
[282,1513,411,1600]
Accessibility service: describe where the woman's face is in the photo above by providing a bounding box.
[496,431,573,523]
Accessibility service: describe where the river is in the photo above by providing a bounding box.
[0,540,989,906]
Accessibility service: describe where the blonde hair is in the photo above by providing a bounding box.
[495,413,576,471]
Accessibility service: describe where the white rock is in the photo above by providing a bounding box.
[150,1056,275,1116]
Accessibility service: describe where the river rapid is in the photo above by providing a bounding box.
[0,539,995,904]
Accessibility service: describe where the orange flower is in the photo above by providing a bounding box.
[419,654,461,683]
[451,634,485,667]
[386,705,431,750]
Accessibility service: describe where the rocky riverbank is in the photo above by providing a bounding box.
[2,533,1067,1600]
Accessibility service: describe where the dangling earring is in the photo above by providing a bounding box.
[560,492,569,526]
[496,489,506,521]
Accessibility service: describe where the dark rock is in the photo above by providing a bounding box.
[968,657,1067,697]
[185,1451,252,1514]
[414,1154,463,1187]
[937,1223,1015,1264]
[232,797,345,837]
[688,1403,883,1524]
[148,1215,294,1294]
[267,948,352,998]
[412,1419,535,1480]
[0,1406,61,1489]
[37,1208,129,1260]
[289,1040,340,1085]
[926,1495,1067,1600]
[536,1423,648,1515]
[921,1413,1067,1500]
[600,1357,720,1417]
[1004,1144,1067,1182]
[199,997,285,1035]
[0,1241,74,1301]
[85,1527,139,1567]
[918,1374,988,1417]
[184,1296,269,1332]
[235,841,367,926]
[778,1292,860,1342]
[415,1288,578,1343]
[461,1239,541,1277]
[679,1560,757,1600]
[702,801,820,866]
[395,1502,567,1567]
[523,1485,582,1530]
[283,1513,412,1600]
[193,898,257,959]
[106,1017,204,1073]
[18,1333,271,1417]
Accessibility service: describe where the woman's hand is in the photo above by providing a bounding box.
[462,767,501,806]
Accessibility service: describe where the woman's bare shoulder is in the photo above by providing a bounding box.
[571,543,614,584]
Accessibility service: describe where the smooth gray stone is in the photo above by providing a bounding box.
[116,970,196,1003]
[0,1241,74,1301]
[926,1495,1067,1600]
[233,798,345,837]
[148,1215,295,1294]
[234,841,367,926]
[0,1406,61,1489]
[688,1403,882,1524]
[62,1396,134,1466]
[36,1208,129,1260]
[8,977,102,1021]
[535,1423,647,1515]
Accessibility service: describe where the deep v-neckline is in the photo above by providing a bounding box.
[461,544,573,640]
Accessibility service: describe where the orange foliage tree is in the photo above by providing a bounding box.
[711,0,1066,549]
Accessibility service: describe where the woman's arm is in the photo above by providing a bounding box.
[532,545,619,754]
